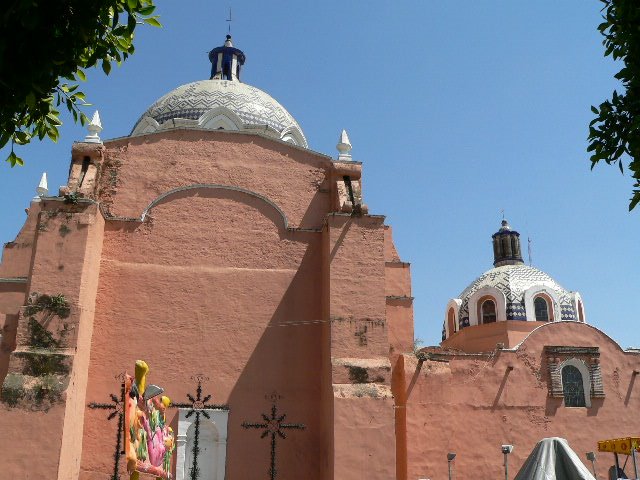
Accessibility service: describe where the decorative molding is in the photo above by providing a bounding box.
[140,184,290,228]
[545,346,600,356]
[0,277,28,284]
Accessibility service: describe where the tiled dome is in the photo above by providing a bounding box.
[131,80,307,147]
[457,264,577,327]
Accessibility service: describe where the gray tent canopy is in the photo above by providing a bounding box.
[514,437,596,480]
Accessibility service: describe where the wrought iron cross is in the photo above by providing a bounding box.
[87,373,126,480]
[171,374,228,480]
[241,393,306,480]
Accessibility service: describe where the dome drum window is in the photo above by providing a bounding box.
[479,297,497,324]
[447,308,456,336]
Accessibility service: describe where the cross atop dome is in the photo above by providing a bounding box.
[208,34,246,81]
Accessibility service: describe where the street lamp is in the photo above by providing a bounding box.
[502,445,514,480]
[586,451,597,478]
[447,452,456,480]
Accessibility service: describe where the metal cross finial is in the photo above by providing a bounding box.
[171,374,229,480]
[87,372,126,480]
[501,209,505,221]
[226,8,232,34]
[242,393,306,480]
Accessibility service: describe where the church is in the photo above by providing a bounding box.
[1,34,639,480]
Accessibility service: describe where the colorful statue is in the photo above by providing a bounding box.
[124,360,175,480]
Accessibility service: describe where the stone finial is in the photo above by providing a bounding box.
[336,129,352,161]
[84,110,103,143]
[33,172,48,201]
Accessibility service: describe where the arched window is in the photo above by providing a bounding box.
[447,308,456,336]
[562,365,586,407]
[481,299,497,324]
[534,296,549,322]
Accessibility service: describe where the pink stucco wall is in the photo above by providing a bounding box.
[404,321,640,479]
[7,127,631,480]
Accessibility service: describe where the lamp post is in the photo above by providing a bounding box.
[447,452,456,480]
[586,451,597,478]
[502,445,514,480]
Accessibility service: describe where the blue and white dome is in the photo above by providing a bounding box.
[442,221,585,341]
[131,35,307,147]
[456,264,580,326]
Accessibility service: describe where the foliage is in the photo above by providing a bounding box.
[32,374,65,405]
[348,366,369,384]
[1,373,26,407]
[0,0,160,167]
[27,318,62,350]
[589,0,640,210]
[24,293,71,321]
[18,349,70,376]
[64,192,80,205]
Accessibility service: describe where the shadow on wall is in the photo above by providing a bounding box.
[225,237,327,479]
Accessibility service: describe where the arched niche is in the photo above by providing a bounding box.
[176,408,229,480]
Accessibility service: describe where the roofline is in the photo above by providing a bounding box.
[511,320,630,354]
[98,128,341,162]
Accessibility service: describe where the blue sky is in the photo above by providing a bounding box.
[1,1,638,348]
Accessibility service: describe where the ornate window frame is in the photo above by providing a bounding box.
[545,346,605,408]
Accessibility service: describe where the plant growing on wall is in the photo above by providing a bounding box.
[1,293,72,409]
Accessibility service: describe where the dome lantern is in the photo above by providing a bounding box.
[492,219,524,267]
[208,34,246,81]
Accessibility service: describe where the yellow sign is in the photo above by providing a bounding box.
[598,437,640,455]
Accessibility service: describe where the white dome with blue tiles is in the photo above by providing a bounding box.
[131,35,307,148]
[456,264,577,328]
[442,220,585,341]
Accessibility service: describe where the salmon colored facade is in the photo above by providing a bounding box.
[1,35,640,480]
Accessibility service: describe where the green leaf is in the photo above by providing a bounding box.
[127,0,138,9]
[590,105,599,114]
[14,131,30,145]
[76,69,87,81]
[102,59,112,75]
[46,127,59,142]
[138,5,155,15]
[6,151,24,167]
[144,16,161,27]
[46,113,62,126]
